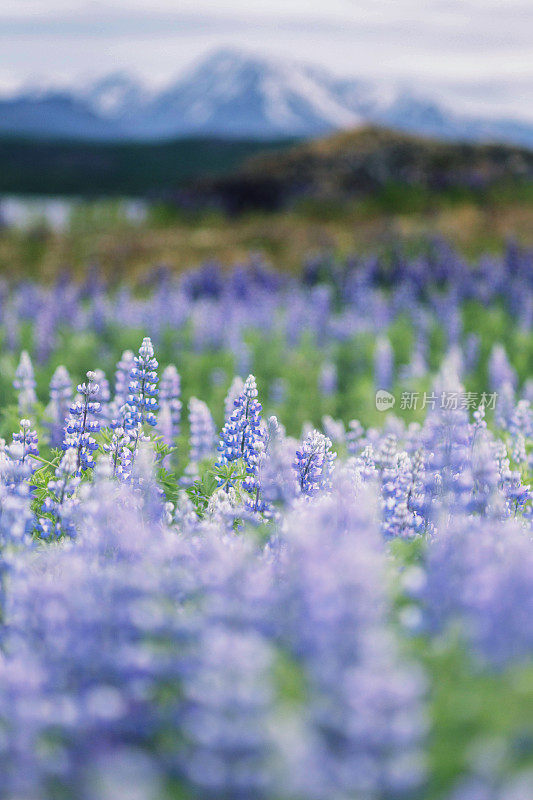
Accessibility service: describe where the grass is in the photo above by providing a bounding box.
[2,191,533,282]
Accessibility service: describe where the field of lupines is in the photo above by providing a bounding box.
[0,240,532,799]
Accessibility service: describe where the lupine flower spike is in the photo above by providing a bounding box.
[63,371,101,473]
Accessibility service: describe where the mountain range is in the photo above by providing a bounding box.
[2,48,533,147]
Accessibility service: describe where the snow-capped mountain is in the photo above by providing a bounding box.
[79,72,151,120]
[133,49,363,139]
[1,48,533,147]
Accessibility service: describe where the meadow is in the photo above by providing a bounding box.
[0,234,532,799]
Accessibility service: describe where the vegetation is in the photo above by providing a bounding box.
[0,134,294,196]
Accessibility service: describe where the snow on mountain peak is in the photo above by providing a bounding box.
[1,48,533,146]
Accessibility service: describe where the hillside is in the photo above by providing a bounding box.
[0,135,294,196]
[195,126,533,213]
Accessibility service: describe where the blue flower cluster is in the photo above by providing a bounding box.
[125,336,159,429]
[294,429,336,496]
[63,371,101,473]
[216,375,266,508]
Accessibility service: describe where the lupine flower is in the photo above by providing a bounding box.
[190,397,217,460]
[294,429,336,496]
[422,363,473,516]
[92,368,111,422]
[258,416,298,511]
[464,332,480,374]
[374,335,394,390]
[322,414,345,445]
[63,371,101,473]
[122,337,159,470]
[216,375,264,498]
[377,438,418,538]
[319,361,337,396]
[224,376,244,421]
[13,350,37,414]
[127,336,159,428]
[157,364,181,447]
[0,456,34,546]
[421,514,533,667]
[269,377,287,406]
[489,343,517,391]
[469,435,501,516]
[11,418,39,468]
[278,483,427,800]
[37,448,80,539]
[46,365,72,448]
[180,397,217,487]
[347,419,364,456]
[103,421,133,479]
[1,246,533,797]
[113,349,135,411]
[495,382,516,431]
[181,625,275,800]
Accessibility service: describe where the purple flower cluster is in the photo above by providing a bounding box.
[0,243,532,795]
[63,371,101,473]
[0,459,431,799]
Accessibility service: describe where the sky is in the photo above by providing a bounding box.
[1,0,532,119]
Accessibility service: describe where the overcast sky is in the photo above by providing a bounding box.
[1,1,532,119]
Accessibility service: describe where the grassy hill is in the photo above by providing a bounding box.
[195,126,533,213]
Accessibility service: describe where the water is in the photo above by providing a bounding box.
[0,195,148,232]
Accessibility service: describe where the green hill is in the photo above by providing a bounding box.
[0,135,295,196]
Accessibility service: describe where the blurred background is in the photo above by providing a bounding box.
[1,0,533,279]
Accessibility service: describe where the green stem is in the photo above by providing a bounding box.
[32,454,59,469]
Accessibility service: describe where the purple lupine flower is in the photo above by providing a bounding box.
[489,343,517,392]
[347,419,364,456]
[422,363,473,517]
[278,482,427,800]
[157,364,181,447]
[63,371,101,473]
[258,416,298,511]
[374,335,394,391]
[269,377,287,406]
[13,350,37,414]
[189,396,216,463]
[377,436,419,538]
[37,448,80,539]
[0,456,34,546]
[92,368,111,424]
[11,419,39,468]
[294,429,336,497]
[127,337,159,428]
[319,361,337,397]
[46,365,72,449]
[123,337,159,470]
[113,349,135,411]
[216,375,264,498]
[181,625,275,800]
[420,514,533,667]
[224,376,244,422]
[103,421,133,480]
[180,397,217,487]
